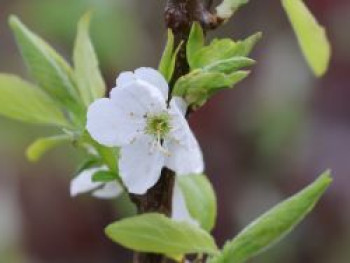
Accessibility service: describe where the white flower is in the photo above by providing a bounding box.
[86,67,204,194]
[70,166,123,199]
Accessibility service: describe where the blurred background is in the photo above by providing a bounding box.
[0,0,349,262]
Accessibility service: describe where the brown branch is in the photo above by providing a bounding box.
[129,1,220,262]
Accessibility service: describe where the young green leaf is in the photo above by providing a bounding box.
[203,57,255,74]
[159,29,175,82]
[105,213,219,255]
[178,174,217,232]
[187,22,205,69]
[0,74,70,127]
[282,0,331,77]
[210,170,332,263]
[9,16,84,123]
[74,12,106,106]
[92,170,118,183]
[26,135,71,162]
[173,70,249,107]
[216,0,249,20]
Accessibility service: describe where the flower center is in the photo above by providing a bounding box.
[145,113,171,140]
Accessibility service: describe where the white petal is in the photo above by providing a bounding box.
[171,97,188,116]
[110,80,167,117]
[92,181,123,199]
[86,98,142,147]
[70,167,103,197]
[165,100,204,175]
[135,67,169,100]
[119,135,164,194]
[172,181,199,226]
[116,71,134,87]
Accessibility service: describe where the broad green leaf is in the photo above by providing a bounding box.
[216,0,249,20]
[74,12,106,106]
[105,213,219,255]
[210,170,332,263]
[26,134,71,162]
[282,0,331,76]
[204,57,255,74]
[235,32,262,57]
[0,74,70,127]
[187,22,205,69]
[178,174,217,232]
[191,39,237,69]
[92,170,118,183]
[159,29,175,82]
[173,70,249,107]
[9,16,84,123]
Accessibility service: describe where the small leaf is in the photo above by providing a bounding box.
[187,22,205,69]
[173,70,248,107]
[204,57,255,74]
[26,134,71,162]
[216,0,249,20]
[0,74,70,127]
[235,32,262,56]
[105,213,219,255]
[282,0,331,76]
[210,170,332,263]
[9,15,84,124]
[159,29,175,82]
[178,174,217,232]
[92,170,118,183]
[74,12,106,106]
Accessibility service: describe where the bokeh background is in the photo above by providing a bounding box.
[0,0,349,262]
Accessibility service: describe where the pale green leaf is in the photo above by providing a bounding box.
[187,22,205,69]
[282,0,331,76]
[159,29,175,82]
[178,174,217,232]
[74,12,106,106]
[26,134,71,162]
[105,213,219,255]
[210,170,332,263]
[173,70,249,107]
[204,57,255,74]
[9,15,84,123]
[216,0,249,20]
[92,170,118,183]
[0,74,70,127]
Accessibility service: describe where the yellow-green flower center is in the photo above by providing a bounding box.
[145,113,171,139]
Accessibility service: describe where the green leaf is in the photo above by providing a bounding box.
[282,0,331,76]
[159,29,175,82]
[74,12,106,106]
[235,32,262,57]
[105,213,219,255]
[173,70,249,107]
[210,170,332,263]
[216,0,249,20]
[0,74,70,127]
[9,15,84,124]
[187,22,205,69]
[26,134,71,162]
[178,174,217,232]
[203,57,255,74]
[92,170,118,183]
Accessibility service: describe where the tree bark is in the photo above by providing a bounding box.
[130,1,218,262]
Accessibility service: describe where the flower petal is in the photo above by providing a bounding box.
[116,71,134,87]
[92,181,123,199]
[171,96,188,116]
[119,135,164,194]
[172,180,199,226]
[70,167,103,197]
[110,79,167,118]
[165,99,204,175]
[87,98,142,147]
[134,67,169,100]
